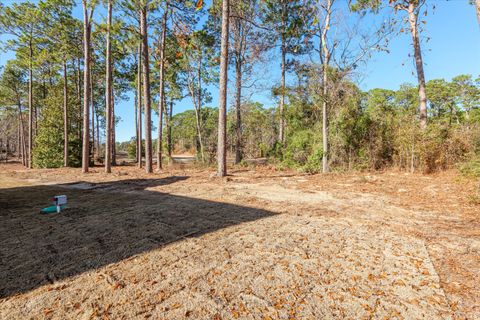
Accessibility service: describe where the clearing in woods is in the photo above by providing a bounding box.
[0,162,479,319]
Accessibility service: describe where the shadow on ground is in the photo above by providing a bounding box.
[0,177,275,298]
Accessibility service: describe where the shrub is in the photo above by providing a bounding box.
[458,157,480,177]
[127,138,145,159]
[303,148,324,173]
[418,125,471,173]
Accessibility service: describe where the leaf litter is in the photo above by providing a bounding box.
[0,163,478,319]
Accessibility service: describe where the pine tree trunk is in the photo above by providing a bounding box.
[21,114,26,166]
[90,70,95,163]
[96,109,100,157]
[17,122,20,161]
[167,100,173,162]
[217,0,229,177]
[73,58,80,101]
[17,105,25,166]
[408,3,427,130]
[157,96,164,170]
[105,0,112,173]
[195,57,205,162]
[140,5,153,173]
[82,1,91,173]
[28,42,33,169]
[156,3,168,172]
[279,33,286,144]
[111,92,116,165]
[110,65,116,166]
[134,88,138,160]
[35,81,39,138]
[137,43,143,168]
[76,57,82,141]
[234,50,242,164]
[21,127,26,166]
[63,60,69,167]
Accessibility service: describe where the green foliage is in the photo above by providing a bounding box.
[32,90,80,168]
[281,128,324,173]
[283,129,313,166]
[304,148,324,174]
[459,157,480,178]
[33,105,63,168]
[1,0,479,178]
[274,66,480,173]
[170,107,218,161]
[0,61,25,106]
[228,101,276,159]
[127,138,145,159]
[260,0,314,55]
[67,135,82,167]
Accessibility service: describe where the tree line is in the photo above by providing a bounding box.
[0,0,479,176]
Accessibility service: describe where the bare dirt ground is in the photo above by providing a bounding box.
[0,162,479,319]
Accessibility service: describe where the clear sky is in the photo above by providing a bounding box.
[1,0,479,142]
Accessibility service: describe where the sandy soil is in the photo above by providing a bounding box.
[0,162,478,319]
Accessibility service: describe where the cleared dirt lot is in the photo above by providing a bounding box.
[0,163,479,319]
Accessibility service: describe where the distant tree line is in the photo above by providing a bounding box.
[0,0,479,175]
[146,74,477,173]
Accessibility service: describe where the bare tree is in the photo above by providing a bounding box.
[229,0,266,164]
[353,0,428,129]
[320,0,332,173]
[181,31,215,164]
[405,0,427,129]
[217,0,230,177]
[183,51,206,163]
[314,0,392,172]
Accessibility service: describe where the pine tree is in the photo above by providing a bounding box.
[217,0,230,177]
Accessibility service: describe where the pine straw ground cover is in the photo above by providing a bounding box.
[0,163,478,319]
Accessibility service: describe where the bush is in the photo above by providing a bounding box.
[418,125,471,173]
[283,130,313,166]
[127,138,145,159]
[279,129,324,173]
[303,148,324,173]
[458,157,480,177]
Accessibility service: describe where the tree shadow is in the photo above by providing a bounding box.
[0,176,275,298]
[61,176,190,192]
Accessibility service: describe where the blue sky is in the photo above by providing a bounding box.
[1,0,479,142]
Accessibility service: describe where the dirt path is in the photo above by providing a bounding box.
[0,164,478,319]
